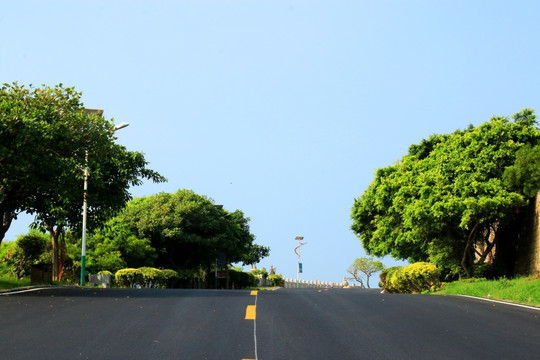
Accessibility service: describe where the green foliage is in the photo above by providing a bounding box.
[138,267,166,288]
[435,276,540,307]
[0,275,32,290]
[251,268,268,279]
[503,144,540,197]
[0,243,13,276]
[114,267,180,288]
[2,231,48,279]
[229,269,258,289]
[161,269,180,288]
[381,263,441,293]
[268,274,285,287]
[115,268,144,288]
[0,83,165,280]
[351,109,540,277]
[116,190,269,271]
[379,266,402,289]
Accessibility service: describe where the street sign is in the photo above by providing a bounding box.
[299,263,303,273]
[217,252,226,267]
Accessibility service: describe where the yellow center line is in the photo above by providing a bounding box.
[245,305,256,320]
[244,290,259,359]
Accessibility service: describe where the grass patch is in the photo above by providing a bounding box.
[246,286,280,291]
[433,276,540,307]
[0,276,32,290]
[0,275,74,290]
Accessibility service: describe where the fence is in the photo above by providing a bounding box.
[283,278,347,289]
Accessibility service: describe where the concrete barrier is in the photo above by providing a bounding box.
[88,274,111,288]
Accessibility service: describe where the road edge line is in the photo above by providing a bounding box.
[452,294,540,311]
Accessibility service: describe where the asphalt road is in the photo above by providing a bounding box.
[0,287,538,359]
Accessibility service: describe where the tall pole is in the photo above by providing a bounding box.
[80,112,129,286]
[294,236,306,288]
[80,150,89,286]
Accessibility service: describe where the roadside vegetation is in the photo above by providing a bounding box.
[0,84,271,290]
[351,109,540,280]
[351,109,540,309]
[433,275,540,307]
[376,262,540,308]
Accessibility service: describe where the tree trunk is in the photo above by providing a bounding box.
[461,223,480,278]
[0,208,14,246]
[48,224,63,281]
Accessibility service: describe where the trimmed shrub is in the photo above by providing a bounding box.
[268,274,285,287]
[161,269,180,288]
[115,268,181,288]
[229,269,258,289]
[402,262,441,293]
[139,267,166,288]
[380,263,441,293]
[379,266,402,292]
[115,268,144,288]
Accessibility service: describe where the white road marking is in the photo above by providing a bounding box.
[455,294,540,311]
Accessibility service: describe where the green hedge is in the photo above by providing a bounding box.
[380,262,441,293]
[115,268,144,288]
[115,268,179,288]
[267,274,284,287]
[228,269,258,289]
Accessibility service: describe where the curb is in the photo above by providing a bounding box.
[0,285,78,296]
[452,294,540,311]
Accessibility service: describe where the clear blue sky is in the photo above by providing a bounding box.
[2,1,540,283]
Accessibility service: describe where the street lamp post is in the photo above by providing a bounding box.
[80,109,129,286]
[294,236,306,288]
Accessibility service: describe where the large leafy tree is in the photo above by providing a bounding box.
[79,217,157,273]
[351,109,540,278]
[116,189,269,272]
[0,83,165,279]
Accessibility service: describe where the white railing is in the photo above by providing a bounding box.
[283,278,346,289]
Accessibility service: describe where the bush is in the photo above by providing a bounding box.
[379,266,402,291]
[251,268,268,279]
[229,269,258,289]
[139,267,166,288]
[115,268,144,288]
[268,274,284,287]
[115,268,180,288]
[380,263,441,293]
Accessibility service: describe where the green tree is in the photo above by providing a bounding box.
[351,109,540,278]
[116,190,269,272]
[6,231,48,279]
[77,218,157,273]
[347,256,385,288]
[0,83,165,280]
[503,144,540,197]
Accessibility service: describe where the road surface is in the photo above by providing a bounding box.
[0,287,538,359]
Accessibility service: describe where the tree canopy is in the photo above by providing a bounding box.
[114,189,269,272]
[0,83,165,279]
[351,109,540,278]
